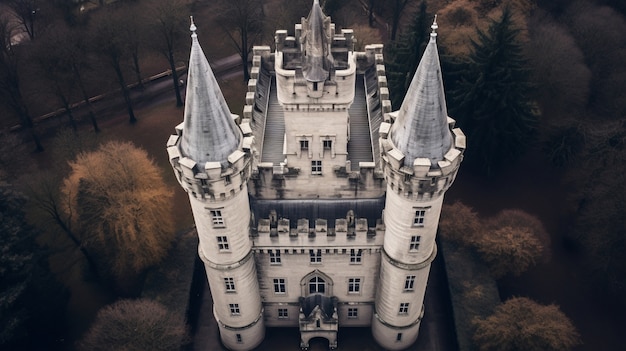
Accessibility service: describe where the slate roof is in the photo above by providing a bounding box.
[179,21,241,168]
[389,22,452,168]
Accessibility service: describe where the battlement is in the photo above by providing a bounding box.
[167,123,256,202]
[378,117,466,201]
[252,215,385,248]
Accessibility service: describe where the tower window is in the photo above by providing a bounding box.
[404,275,416,291]
[224,277,236,292]
[409,236,421,251]
[397,333,403,341]
[269,250,281,265]
[210,210,225,227]
[229,303,240,315]
[273,278,286,294]
[313,81,318,91]
[348,278,361,293]
[399,303,409,314]
[278,308,289,319]
[217,236,229,251]
[236,333,242,343]
[347,308,358,318]
[300,139,309,150]
[413,208,427,227]
[309,249,322,264]
[350,249,362,264]
[311,160,322,174]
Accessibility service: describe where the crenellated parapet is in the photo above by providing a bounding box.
[378,117,466,201]
[167,122,256,202]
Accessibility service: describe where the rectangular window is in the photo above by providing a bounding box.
[278,308,289,319]
[300,139,309,150]
[229,303,240,315]
[273,278,286,294]
[404,275,416,291]
[217,236,229,251]
[347,308,358,318]
[348,278,361,293]
[269,250,281,265]
[409,236,421,251]
[310,249,322,264]
[236,333,242,343]
[413,208,427,227]
[399,303,409,314]
[396,333,403,341]
[224,277,236,292]
[350,249,362,264]
[311,160,322,175]
[210,210,225,227]
[323,140,332,149]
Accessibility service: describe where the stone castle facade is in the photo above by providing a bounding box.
[167,1,465,350]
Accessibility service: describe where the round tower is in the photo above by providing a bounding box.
[372,18,465,350]
[167,19,264,350]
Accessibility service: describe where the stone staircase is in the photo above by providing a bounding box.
[260,78,286,165]
[347,74,374,170]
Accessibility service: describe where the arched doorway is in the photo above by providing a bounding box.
[307,336,330,350]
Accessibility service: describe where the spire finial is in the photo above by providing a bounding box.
[430,14,438,41]
[190,16,197,38]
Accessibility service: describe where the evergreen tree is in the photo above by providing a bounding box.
[385,1,429,110]
[449,8,537,175]
[0,182,68,350]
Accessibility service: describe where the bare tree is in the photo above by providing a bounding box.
[90,7,138,124]
[0,14,43,151]
[149,0,189,107]
[78,299,190,351]
[439,201,481,245]
[525,12,591,118]
[473,297,580,351]
[215,0,265,80]
[62,141,175,288]
[385,0,414,41]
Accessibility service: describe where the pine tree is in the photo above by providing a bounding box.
[449,8,537,175]
[385,1,429,109]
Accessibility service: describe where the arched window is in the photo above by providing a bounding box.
[309,276,326,294]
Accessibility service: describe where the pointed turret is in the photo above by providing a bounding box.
[302,0,331,82]
[180,18,241,168]
[390,16,452,168]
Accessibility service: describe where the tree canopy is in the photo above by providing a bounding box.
[473,297,580,351]
[62,141,175,286]
[449,8,537,175]
[78,299,189,351]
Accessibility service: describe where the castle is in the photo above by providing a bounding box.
[167,1,465,349]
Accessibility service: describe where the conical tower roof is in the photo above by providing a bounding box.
[180,19,241,168]
[390,17,452,168]
[302,0,330,82]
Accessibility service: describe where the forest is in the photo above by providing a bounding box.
[1,0,625,350]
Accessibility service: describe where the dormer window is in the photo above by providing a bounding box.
[300,140,309,150]
[323,140,332,149]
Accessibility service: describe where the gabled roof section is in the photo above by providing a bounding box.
[180,18,241,168]
[302,0,331,82]
[390,17,452,168]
